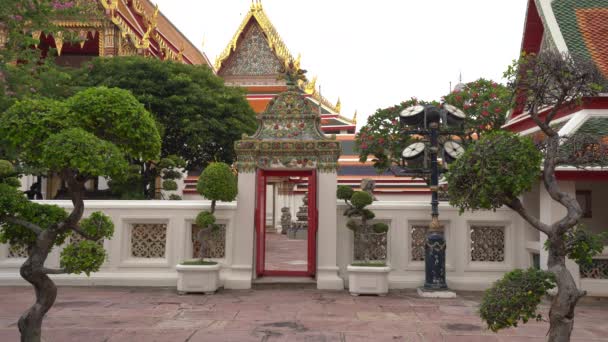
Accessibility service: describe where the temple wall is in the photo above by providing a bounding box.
[0,199,606,295]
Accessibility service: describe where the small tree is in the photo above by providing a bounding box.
[337,185,389,264]
[446,51,608,341]
[193,162,237,262]
[0,87,161,342]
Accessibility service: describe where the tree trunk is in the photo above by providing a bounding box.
[18,230,58,342]
[547,240,583,342]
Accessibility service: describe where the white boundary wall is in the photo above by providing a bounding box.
[0,200,606,296]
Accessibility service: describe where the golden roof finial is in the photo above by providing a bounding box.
[32,31,42,48]
[295,53,301,69]
[353,110,358,124]
[335,98,341,113]
[305,76,317,95]
[202,34,206,49]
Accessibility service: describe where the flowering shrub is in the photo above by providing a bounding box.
[355,98,438,172]
[442,78,511,139]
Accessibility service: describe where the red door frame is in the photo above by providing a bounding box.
[256,169,317,278]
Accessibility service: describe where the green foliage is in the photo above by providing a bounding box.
[480,268,556,332]
[351,262,387,267]
[0,98,69,166]
[555,225,608,267]
[350,191,373,209]
[373,222,389,234]
[196,211,216,229]
[65,87,161,161]
[197,162,238,203]
[442,78,511,138]
[76,56,256,170]
[169,194,182,201]
[41,128,129,179]
[336,185,354,201]
[0,189,69,248]
[60,241,107,276]
[162,180,178,191]
[0,1,101,112]
[446,131,542,212]
[79,212,114,241]
[356,98,438,172]
[0,160,14,177]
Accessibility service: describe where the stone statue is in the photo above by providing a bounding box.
[361,178,377,201]
[280,207,291,234]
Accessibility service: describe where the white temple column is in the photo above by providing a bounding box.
[539,180,580,287]
[316,172,344,290]
[224,172,256,289]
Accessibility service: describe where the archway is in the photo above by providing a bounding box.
[256,170,317,277]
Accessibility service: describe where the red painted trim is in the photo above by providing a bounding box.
[512,0,545,117]
[255,170,266,276]
[322,126,356,133]
[556,170,608,181]
[256,169,317,278]
[506,97,608,132]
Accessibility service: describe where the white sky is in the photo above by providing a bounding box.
[152,0,528,128]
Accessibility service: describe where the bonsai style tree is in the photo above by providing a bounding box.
[446,51,608,341]
[337,184,389,264]
[0,87,161,342]
[193,162,237,263]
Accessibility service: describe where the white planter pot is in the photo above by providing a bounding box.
[347,265,391,296]
[176,263,221,294]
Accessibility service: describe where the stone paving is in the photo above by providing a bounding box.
[0,285,607,342]
[265,232,308,272]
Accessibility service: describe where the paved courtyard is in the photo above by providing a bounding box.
[0,285,607,342]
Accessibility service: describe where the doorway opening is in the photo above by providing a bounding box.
[256,170,317,277]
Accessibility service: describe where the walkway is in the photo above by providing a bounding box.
[265,232,308,272]
[0,286,607,341]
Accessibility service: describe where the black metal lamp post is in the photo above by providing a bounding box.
[392,104,466,291]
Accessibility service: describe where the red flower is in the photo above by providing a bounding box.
[472,92,479,98]
[456,95,462,102]
[483,101,490,107]
[378,138,385,144]
[482,110,489,117]
[361,143,368,149]
[490,93,497,99]
[494,107,501,113]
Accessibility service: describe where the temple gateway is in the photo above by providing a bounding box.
[1,0,607,295]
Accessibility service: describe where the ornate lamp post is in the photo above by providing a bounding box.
[392,104,466,294]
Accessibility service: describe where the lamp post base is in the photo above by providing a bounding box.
[417,287,456,299]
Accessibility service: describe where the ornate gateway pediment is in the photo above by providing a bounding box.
[235,66,341,173]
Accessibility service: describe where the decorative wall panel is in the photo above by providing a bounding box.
[8,244,28,258]
[131,223,167,258]
[580,259,608,279]
[191,224,226,259]
[410,225,428,262]
[470,225,505,262]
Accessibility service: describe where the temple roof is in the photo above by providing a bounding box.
[215,1,355,123]
[98,0,210,66]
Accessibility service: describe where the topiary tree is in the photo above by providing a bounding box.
[194,162,237,262]
[0,87,160,342]
[337,184,389,264]
[446,51,608,341]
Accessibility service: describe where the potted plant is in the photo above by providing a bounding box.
[176,162,237,294]
[337,184,390,296]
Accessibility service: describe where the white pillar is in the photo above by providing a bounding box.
[316,172,344,290]
[539,180,580,286]
[224,172,256,289]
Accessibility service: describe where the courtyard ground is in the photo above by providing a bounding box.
[0,285,607,342]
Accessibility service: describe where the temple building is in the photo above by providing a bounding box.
[37,0,210,67]
[184,1,427,198]
[504,0,608,283]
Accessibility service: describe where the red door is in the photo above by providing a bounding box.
[255,170,266,277]
[256,169,317,278]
